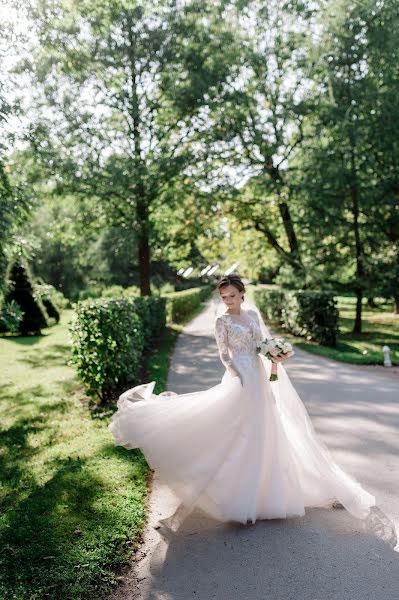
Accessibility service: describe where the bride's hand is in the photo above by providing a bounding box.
[228,368,243,385]
[271,354,289,363]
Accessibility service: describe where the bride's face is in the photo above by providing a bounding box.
[219,284,243,311]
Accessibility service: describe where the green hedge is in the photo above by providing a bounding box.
[254,287,339,347]
[164,285,213,323]
[253,288,285,321]
[69,296,166,402]
[69,286,211,402]
[132,296,166,351]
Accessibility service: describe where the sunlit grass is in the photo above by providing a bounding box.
[0,311,150,599]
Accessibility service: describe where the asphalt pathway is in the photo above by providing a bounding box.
[106,297,399,600]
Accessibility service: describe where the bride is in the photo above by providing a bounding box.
[108,274,376,526]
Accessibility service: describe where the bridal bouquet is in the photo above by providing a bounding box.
[256,337,294,381]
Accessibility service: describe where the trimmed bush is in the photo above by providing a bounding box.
[282,290,339,346]
[69,287,213,401]
[164,285,212,323]
[0,300,24,334]
[3,261,49,335]
[100,285,127,298]
[253,288,285,321]
[199,285,213,301]
[69,296,167,402]
[33,282,62,323]
[254,286,339,347]
[78,286,104,301]
[69,298,145,402]
[131,296,164,352]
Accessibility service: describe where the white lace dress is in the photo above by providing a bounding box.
[108,308,376,525]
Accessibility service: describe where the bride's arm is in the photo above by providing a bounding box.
[214,317,240,380]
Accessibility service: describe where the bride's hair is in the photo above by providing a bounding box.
[217,274,246,301]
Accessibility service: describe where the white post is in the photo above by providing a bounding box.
[382,345,392,367]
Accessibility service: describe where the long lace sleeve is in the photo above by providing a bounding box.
[214,317,235,371]
[248,309,264,343]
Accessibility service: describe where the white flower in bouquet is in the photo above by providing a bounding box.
[256,336,295,381]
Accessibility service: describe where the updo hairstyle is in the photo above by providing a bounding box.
[217,274,246,301]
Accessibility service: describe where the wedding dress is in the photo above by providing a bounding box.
[108,300,376,526]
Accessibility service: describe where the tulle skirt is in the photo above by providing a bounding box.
[108,353,376,525]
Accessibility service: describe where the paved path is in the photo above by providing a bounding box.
[107,298,399,600]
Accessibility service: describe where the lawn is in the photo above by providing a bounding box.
[0,309,169,599]
[250,288,399,366]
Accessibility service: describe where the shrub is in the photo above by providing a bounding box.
[100,285,140,299]
[157,282,175,295]
[0,300,24,334]
[282,290,339,346]
[69,298,145,402]
[147,296,166,340]
[3,261,49,335]
[253,288,285,321]
[78,286,104,301]
[164,286,212,323]
[33,282,62,323]
[69,296,167,402]
[136,296,166,345]
[100,285,127,298]
[199,285,213,301]
[255,286,339,347]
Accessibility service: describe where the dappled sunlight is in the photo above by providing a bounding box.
[0,309,150,598]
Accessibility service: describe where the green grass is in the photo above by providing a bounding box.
[249,287,399,366]
[0,296,211,599]
[0,311,159,599]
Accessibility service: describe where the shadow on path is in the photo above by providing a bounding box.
[107,296,399,600]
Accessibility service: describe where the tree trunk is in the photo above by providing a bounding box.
[395,294,399,314]
[125,13,151,297]
[278,199,300,259]
[354,288,362,334]
[262,164,303,272]
[349,131,364,334]
[137,198,151,297]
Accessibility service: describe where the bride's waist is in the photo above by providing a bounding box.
[232,351,258,362]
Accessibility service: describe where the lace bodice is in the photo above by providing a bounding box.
[214,309,264,372]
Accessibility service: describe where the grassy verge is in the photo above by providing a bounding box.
[0,310,150,599]
[0,296,211,599]
[248,286,399,366]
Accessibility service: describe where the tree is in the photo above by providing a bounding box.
[3,261,49,334]
[20,0,237,295]
[295,0,399,329]
[189,0,313,276]
[0,20,30,296]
